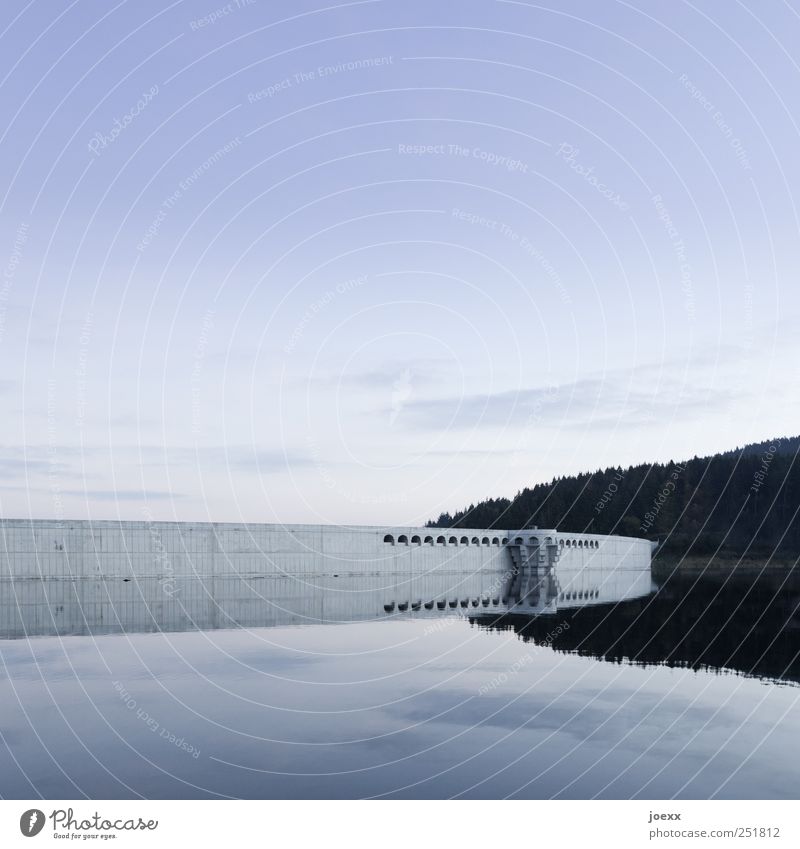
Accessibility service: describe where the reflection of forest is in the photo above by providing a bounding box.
[472,574,800,685]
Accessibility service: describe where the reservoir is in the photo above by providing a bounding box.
[1,520,797,799]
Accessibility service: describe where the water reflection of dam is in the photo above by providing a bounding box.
[472,574,800,685]
[1,519,654,639]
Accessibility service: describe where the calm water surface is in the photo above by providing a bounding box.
[1,577,798,799]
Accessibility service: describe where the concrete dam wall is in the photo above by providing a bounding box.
[0,519,655,638]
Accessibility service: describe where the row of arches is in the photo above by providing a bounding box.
[383,597,502,612]
[381,588,600,613]
[383,534,508,546]
[382,533,600,548]
[561,539,600,549]
[559,589,600,601]
[511,536,554,546]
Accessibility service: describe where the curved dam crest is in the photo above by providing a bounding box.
[0,519,655,639]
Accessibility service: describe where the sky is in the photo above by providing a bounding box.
[1,0,798,525]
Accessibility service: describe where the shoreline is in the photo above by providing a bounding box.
[653,554,799,584]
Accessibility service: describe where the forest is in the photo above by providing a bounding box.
[428,436,800,559]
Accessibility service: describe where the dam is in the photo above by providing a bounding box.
[0,519,655,639]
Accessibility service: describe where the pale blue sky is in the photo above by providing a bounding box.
[1,0,798,524]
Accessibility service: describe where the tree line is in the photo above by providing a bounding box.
[427,436,800,558]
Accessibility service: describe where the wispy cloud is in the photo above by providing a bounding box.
[392,375,742,432]
[299,358,450,390]
[0,457,67,475]
[60,489,183,501]
[0,444,312,494]
[133,445,313,474]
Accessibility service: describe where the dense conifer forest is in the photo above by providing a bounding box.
[428,437,800,559]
